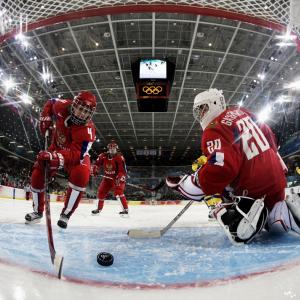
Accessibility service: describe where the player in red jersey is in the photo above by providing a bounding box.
[25,91,96,229]
[91,141,129,216]
[167,89,300,244]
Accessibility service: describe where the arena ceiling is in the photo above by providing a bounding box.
[0,3,299,165]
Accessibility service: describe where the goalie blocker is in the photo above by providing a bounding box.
[165,172,268,244]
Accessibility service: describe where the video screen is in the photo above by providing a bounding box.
[139,59,167,79]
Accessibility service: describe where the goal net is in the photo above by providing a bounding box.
[0,0,299,45]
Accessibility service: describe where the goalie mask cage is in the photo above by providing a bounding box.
[0,0,299,49]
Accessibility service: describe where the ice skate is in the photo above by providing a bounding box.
[57,214,69,229]
[25,212,43,224]
[208,209,217,222]
[119,209,129,218]
[91,209,101,215]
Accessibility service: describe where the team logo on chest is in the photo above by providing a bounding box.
[105,163,115,174]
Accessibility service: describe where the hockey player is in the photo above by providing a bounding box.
[167,88,300,244]
[25,91,97,229]
[91,140,129,216]
[24,183,31,201]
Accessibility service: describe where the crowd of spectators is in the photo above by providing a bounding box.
[0,155,65,193]
[0,157,31,189]
[2,155,298,201]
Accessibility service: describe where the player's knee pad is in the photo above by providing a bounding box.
[31,164,45,189]
[165,172,205,201]
[69,163,90,188]
[214,196,268,244]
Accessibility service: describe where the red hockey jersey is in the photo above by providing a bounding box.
[41,98,96,166]
[94,152,127,179]
[199,107,286,209]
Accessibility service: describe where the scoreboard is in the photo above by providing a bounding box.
[131,58,175,112]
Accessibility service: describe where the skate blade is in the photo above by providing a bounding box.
[25,219,42,225]
[120,214,129,218]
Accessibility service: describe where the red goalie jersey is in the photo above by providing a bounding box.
[199,107,286,210]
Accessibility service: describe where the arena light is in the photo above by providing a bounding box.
[238,100,243,107]
[275,33,297,41]
[257,73,266,80]
[41,71,51,82]
[20,93,32,104]
[275,95,292,103]
[257,104,272,122]
[41,64,52,82]
[2,77,16,91]
[276,41,295,47]
[284,79,300,90]
[15,32,30,48]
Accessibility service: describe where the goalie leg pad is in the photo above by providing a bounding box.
[166,172,205,201]
[286,194,300,226]
[268,200,300,234]
[213,196,268,244]
[236,197,265,240]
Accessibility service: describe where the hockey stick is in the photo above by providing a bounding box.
[44,130,64,278]
[99,174,165,193]
[127,199,194,238]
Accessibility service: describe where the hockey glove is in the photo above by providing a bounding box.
[91,165,99,176]
[115,175,126,186]
[39,115,53,136]
[192,155,207,171]
[204,194,223,208]
[37,151,64,177]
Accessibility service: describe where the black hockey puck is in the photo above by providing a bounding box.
[97,252,114,266]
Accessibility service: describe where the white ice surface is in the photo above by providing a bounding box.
[0,198,300,300]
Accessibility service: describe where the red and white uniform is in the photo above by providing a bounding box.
[94,152,128,210]
[199,107,286,210]
[31,98,96,216]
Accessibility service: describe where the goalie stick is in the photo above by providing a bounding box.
[127,199,194,238]
[99,174,165,193]
[44,130,64,279]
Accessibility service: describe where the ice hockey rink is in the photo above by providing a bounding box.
[1,198,300,300]
[1,0,300,298]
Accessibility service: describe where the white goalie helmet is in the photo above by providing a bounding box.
[193,88,226,130]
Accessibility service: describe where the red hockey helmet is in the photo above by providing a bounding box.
[71,91,97,125]
[107,140,119,155]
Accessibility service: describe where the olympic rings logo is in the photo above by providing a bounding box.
[142,85,163,95]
